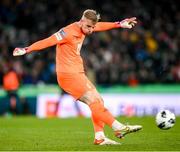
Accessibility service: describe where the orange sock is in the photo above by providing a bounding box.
[91,114,104,132]
[89,101,115,127]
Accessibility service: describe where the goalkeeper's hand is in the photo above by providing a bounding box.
[116,17,137,29]
[13,47,28,56]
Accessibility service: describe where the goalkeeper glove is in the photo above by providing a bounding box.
[13,47,29,56]
[116,17,137,29]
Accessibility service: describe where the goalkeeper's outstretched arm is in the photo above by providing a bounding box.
[13,31,68,56]
[94,17,137,32]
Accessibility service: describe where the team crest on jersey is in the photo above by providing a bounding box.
[55,29,66,41]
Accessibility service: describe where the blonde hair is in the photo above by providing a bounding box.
[82,9,100,23]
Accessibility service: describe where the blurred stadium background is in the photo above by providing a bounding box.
[0,0,179,117]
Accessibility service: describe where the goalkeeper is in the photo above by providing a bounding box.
[13,9,142,145]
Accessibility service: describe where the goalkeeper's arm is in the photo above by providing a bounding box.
[13,30,68,56]
[13,35,57,56]
[94,17,137,32]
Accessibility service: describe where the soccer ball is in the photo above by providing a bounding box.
[156,110,176,130]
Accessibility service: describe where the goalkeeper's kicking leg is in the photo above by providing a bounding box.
[79,89,142,145]
[57,73,142,145]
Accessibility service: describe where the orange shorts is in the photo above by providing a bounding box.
[57,73,95,100]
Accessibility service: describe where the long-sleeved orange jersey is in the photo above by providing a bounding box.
[28,22,120,73]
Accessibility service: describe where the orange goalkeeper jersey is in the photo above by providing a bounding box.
[28,22,120,73]
[55,23,85,73]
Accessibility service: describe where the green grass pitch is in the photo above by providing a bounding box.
[0,116,180,151]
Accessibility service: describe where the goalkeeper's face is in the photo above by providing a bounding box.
[80,18,96,35]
